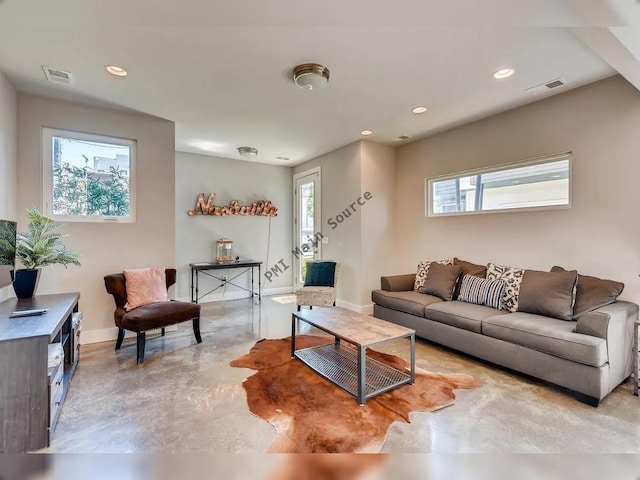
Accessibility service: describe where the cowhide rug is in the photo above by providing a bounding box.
[230,335,480,453]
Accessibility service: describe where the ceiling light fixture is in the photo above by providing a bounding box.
[411,106,428,114]
[238,146,258,157]
[493,68,514,79]
[360,130,373,136]
[293,63,330,90]
[106,65,128,77]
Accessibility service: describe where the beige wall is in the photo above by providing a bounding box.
[0,72,17,301]
[175,151,293,300]
[293,142,363,308]
[395,75,640,302]
[360,141,396,307]
[17,94,176,341]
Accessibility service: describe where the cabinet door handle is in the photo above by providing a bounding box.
[55,401,61,406]
[56,381,61,386]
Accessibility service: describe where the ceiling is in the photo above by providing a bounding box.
[0,1,639,166]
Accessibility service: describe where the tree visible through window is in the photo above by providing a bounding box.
[43,129,136,222]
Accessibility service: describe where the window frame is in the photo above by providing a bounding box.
[42,127,137,223]
[426,152,572,218]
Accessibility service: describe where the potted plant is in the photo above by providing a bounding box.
[9,208,81,298]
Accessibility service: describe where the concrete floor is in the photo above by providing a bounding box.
[45,297,640,453]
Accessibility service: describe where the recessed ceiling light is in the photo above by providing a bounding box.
[493,68,514,79]
[238,146,258,157]
[411,106,428,114]
[106,65,128,77]
[360,130,373,136]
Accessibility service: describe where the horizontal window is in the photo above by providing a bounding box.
[42,128,136,222]
[427,153,571,217]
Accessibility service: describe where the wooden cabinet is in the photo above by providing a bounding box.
[0,293,80,453]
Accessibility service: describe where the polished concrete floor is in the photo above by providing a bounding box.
[45,297,640,453]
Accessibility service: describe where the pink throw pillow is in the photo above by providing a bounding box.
[123,267,169,311]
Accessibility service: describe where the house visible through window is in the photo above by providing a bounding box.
[427,153,571,217]
[42,128,136,222]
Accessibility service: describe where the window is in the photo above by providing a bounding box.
[427,153,571,217]
[42,128,136,222]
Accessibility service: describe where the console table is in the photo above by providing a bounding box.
[0,293,81,453]
[190,260,262,303]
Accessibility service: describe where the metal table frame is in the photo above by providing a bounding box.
[189,260,262,303]
[634,319,639,397]
[291,312,415,406]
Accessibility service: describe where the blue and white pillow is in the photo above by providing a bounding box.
[457,274,506,310]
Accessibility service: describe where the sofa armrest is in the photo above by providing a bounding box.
[381,274,415,292]
[575,301,638,389]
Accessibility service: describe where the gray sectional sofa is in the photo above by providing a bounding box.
[372,273,638,405]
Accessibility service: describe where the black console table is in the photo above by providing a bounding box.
[0,293,81,453]
[189,260,262,303]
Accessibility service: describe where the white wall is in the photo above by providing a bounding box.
[175,151,293,301]
[17,94,176,342]
[0,72,17,301]
[293,142,363,308]
[395,75,640,302]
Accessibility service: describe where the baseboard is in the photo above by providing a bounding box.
[81,325,178,345]
[336,300,374,315]
[176,285,293,304]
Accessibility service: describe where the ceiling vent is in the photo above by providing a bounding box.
[526,78,566,96]
[42,66,74,85]
[392,135,411,141]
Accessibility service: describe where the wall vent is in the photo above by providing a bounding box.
[526,77,566,95]
[42,66,74,85]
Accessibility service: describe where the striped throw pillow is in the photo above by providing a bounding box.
[457,274,506,310]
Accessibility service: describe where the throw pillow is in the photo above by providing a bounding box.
[453,258,487,299]
[486,262,525,313]
[304,261,337,287]
[418,262,461,301]
[414,258,454,290]
[123,267,169,311]
[551,266,624,319]
[457,274,506,310]
[517,269,578,321]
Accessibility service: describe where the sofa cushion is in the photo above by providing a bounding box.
[517,269,578,321]
[425,301,508,333]
[482,312,607,367]
[453,258,487,298]
[418,262,461,301]
[457,275,506,310]
[551,266,624,319]
[414,258,454,290]
[371,289,442,317]
[486,263,525,313]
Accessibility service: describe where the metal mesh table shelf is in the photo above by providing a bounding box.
[295,343,411,399]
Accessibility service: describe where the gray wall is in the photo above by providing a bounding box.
[395,75,640,302]
[17,94,176,342]
[293,142,363,308]
[0,72,17,301]
[175,151,293,301]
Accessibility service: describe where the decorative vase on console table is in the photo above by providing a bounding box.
[9,208,81,299]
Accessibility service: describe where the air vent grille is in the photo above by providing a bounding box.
[42,66,74,85]
[526,78,566,96]
[392,135,411,141]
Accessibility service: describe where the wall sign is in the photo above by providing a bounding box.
[188,193,278,217]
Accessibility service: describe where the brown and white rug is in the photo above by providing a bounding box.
[230,335,480,453]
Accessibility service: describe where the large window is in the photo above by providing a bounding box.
[427,153,571,217]
[42,128,136,222]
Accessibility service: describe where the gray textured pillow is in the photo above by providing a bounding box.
[551,266,624,319]
[418,262,461,301]
[517,269,578,321]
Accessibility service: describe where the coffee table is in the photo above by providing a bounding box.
[291,307,415,406]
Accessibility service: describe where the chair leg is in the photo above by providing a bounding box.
[297,305,301,311]
[115,328,125,350]
[309,305,313,310]
[136,332,146,364]
[333,301,336,306]
[161,327,165,336]
[193,318,202,343]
